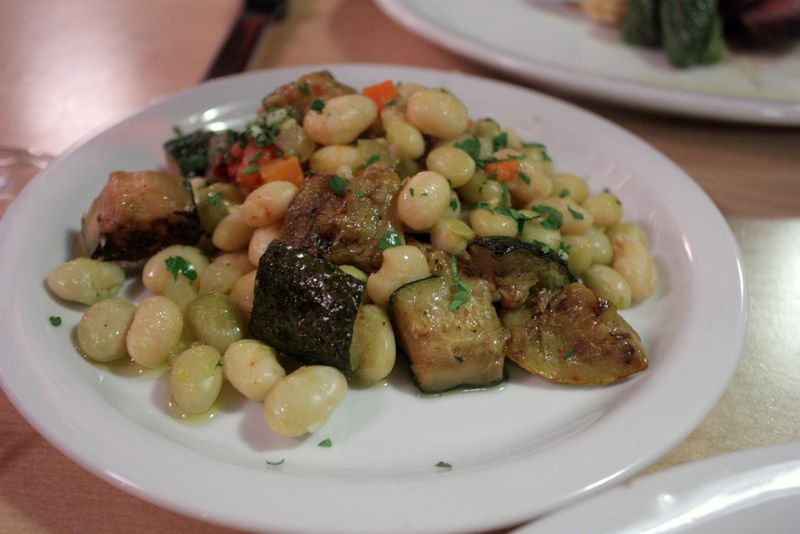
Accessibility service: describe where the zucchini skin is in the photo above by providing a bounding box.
[250,240,366,372]
[621,0,661,47]
[163,129,214,177]
[661,0,725,67]
[389,275,508,394]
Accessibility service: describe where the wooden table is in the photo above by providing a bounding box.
[1,1,798,532]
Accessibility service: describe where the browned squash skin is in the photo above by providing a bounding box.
[389,276,508,393]
[282,165,404,272]
[464,237,574,310]
[260,71,355,121]
[81,171,202,262]
[502,282,648,385]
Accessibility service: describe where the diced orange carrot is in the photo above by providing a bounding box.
[484,159,521,183]
[363,80,398,111]
[259,155,304,187]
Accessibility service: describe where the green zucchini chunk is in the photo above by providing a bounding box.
[464,236,574,310]
[661,0,725,68]
[502,283,648,385]
[621,0,661,47]
[250,240,366,372]
[163,129,214,177]
[389,275,508,393]
[282,165,404,273]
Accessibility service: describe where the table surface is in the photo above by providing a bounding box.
[1,1,798,533]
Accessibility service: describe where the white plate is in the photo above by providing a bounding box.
[377,0,800,125]
[516,441,800,533]
[0,64,747,533]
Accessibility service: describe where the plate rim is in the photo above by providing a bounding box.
[375,0,800,126]
[0,63,748,534]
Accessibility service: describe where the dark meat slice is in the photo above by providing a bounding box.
[82,171,203,262]
[282,165,404,272]
[502,283,648,385]
[260,71,356,121]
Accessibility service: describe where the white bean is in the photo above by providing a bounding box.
[520,218,561,249]
[309,145,362,174]
[582,192,623,228]
[171,345,223,414]
[425,146,475,188]
[126,296,184,368]
[263,365,348,437]
[561,234,594,275]
[229,270,257,322]
[240,180,298,228]
[607,222,648,247]
[469,208,517,238]
[582,265,632,310]
[223,340,285,401]
[142,245,209,294]
[396,171,451,231]
[351,305,396,383]
[405,88,469,139]
[303,94,377,145]
[199,253,253,295]
[528,198,594,235]
[77,297,136,362]
[612,236,657,301]
[430,217,476,256]
[185,293,245,353]
[247,222,282,267]
[457,172,505,205]
[46,258,125,305]
[586,227,613,265]
[550,173,591,203]
[384,116,425,159]
[367,245,430,308]
[212,207,256,251]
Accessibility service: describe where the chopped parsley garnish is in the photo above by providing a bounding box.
[318,438,333,448]
[454,136,482,163]
[449,197,458,212]
[558,188,571,198]
[215,359,223,368]
[328,174,349,197]
[449,257,471,312]
[297,80,312,95]
[562,348,577,360]
[353,189,367,198]
[518,171,531,185]
[409,187,415,197]
[559,241,571,255]
[523,141,552,162]
[165,256,198,281]
[531,205,564,230]
[492,131,508,151]
[353,153,380,173]
[206,192,223,207]
[266,459,285,466]
[473,203,532,235]
[310,99,326,113]
[243,166,259,175]
[499,182,511,207]
[435,461,453,469]
[567,206,584,220]
[378,228,403,250]
[49,316,62,327]
[248,151,263,164]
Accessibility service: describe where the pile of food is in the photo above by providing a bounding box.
[46,71,656,438]
[580,0,800,67]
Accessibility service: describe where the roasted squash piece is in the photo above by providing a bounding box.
[502,282,648,385]
[282,165,404,272]
[250,240,366,372]
[82,171,203,262]
[260,71,355,121]
[464,237,574,309]
[389,272,508,393]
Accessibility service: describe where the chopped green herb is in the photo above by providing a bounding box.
[206,192,223,207]
[492,131,508,152]
[266,459,285,466]
[165,256,198,281]
[49,316,62,327]
[531,205,564,230]
[353,153,380,174]
[529,240,552,254]
[523,141,552,162]
[307,169,320,175]
[518,171,531,185]
[558,188,571,198]
[248,151,263,164]
[378,228,403,250]
[310,99,325,113]
[318,438,333,448]
[353,189,367,198]
[496,206,533,235]
[449,257,471,312]
[499,182,511,207]
[567,206,584,220]
[328,174,349,197]
[559,241,571,255]
[562,348,577,360]
[243,166,259,175]
[297,81,312,95]
[454,136,482,162]
[449,197,458,212]
[409,187,415,197]
[421,192,429,197]
[436,461,453,469]
[215,359,223,368]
